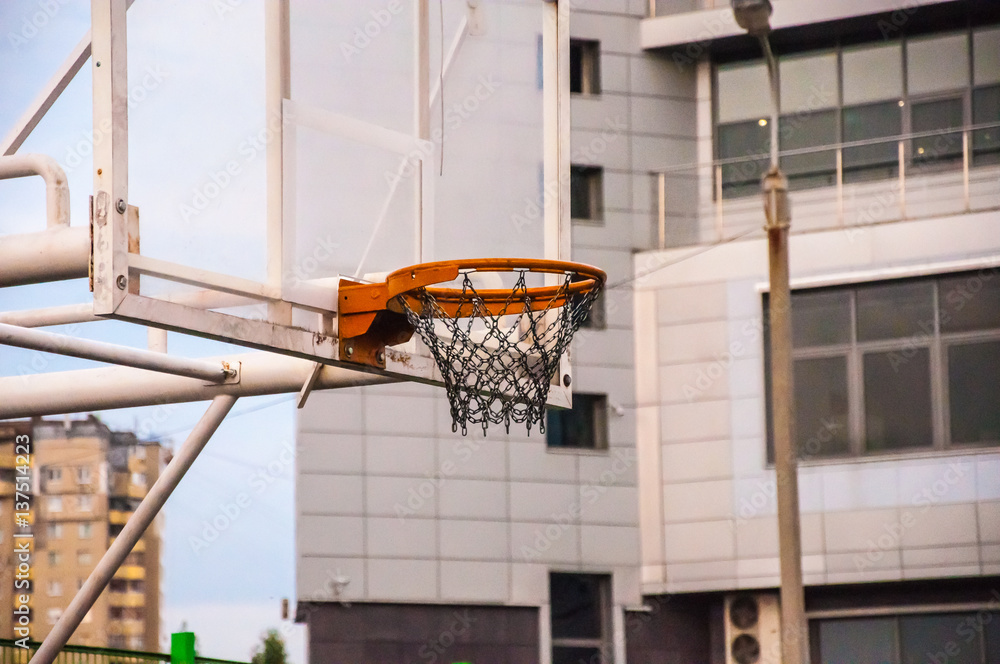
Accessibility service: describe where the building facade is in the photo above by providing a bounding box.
[295,1,1000,662]
[0,416,162,649]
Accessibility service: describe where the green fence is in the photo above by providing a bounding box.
[0,639,247,664]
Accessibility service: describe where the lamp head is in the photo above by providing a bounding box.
[731,0,773,36]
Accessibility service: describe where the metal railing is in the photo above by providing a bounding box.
[0,641,246,664]
[652,121,1000,249]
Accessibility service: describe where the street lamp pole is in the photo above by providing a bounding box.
[730,2,808,663]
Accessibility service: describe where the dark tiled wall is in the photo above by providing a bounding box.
[625,594,715,664]
[300,602,539,664]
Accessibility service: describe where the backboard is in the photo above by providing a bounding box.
[90,0,573,404]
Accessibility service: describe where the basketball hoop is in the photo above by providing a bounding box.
[339,259,606,435]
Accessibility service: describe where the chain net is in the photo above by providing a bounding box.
[396,270,601,435]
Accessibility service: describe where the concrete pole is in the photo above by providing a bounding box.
[29,395,238,664]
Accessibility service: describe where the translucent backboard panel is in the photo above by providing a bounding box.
[87,0,567,392]
[287,0,546,282]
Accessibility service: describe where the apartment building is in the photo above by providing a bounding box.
[0,416,162,649]
[295,1,1000,662]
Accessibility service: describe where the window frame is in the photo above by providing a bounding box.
[549,572,613,664]
[570,164,604,224]
[546,393,610,452]
[714,26,1000,198]
[765,269,1000,463]
[569,39,601,96]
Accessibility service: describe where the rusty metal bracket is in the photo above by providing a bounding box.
[338,279,414,369]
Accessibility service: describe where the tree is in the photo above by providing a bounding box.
[251,629,289,664]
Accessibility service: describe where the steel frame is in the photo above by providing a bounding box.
[0,2,573,657]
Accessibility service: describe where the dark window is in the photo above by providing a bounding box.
[780,109,837,190]
[715,28,1000,196]
[766,270,1000,461]
[573,275,606,330]
[547,393,608,450]
[570,165,603,222]
[550,573,611,664]
[842,101,902,182]
[912,97,964,165]
[973,85,1000,165]
[569,40,600,95]
[718,120,770,198]
[812,613,1000,664]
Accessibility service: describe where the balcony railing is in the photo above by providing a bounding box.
[652,122,1000,249]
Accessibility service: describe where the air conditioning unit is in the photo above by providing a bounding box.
[724,593,781,664]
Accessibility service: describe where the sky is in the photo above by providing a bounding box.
[1,0,305,659]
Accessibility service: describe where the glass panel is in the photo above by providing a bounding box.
[973,85,1000,165]
[912,98,964,165]
[571,167,602,221]
[792,289,851,347]
[546,395,605,449]
[939,271,1000,332]
[553,647,603,664]
[794,357,850,457]
[986,612,1000,663]
[864,348,933,451]
[843,101,902,183]
[550,574,605,639]
[843,42,903,105]
[907,32,970,96]
[718,120,770,198]
[974,27,1000,86]
[856,281,934,341]
[818,618,898,664]
[779,110,837,190]
[780,51,838,113]
[718,61,771,123]
[948,341,1000,445]
[900,614,981,664]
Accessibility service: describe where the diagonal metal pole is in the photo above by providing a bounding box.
[29,395,238,664]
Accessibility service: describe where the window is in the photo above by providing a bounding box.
[78,495,94,512]
[46,608,63,625]
[47,496,63,513]
[109,636,127,648]
[133,445,147,460]
[76,466,91,484]
[47,523,63,539]
[812,613,1000,664]
[569,39,600,95]
[547,394,609,450]
[78,550,93,566]
[716,26,1000,196]
[550,573,612,664]
[131,472,147,486]
[572,276,606,330]
[45,467,62,482]
[765,270,1000,461]
[47,580,62,597]
[570,165,604,222]
[78,522,93,539]
[48,550,60,566]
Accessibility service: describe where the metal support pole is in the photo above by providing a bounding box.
[29,395,238,664]
[760,28,808,664]
[0,322,233,382]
